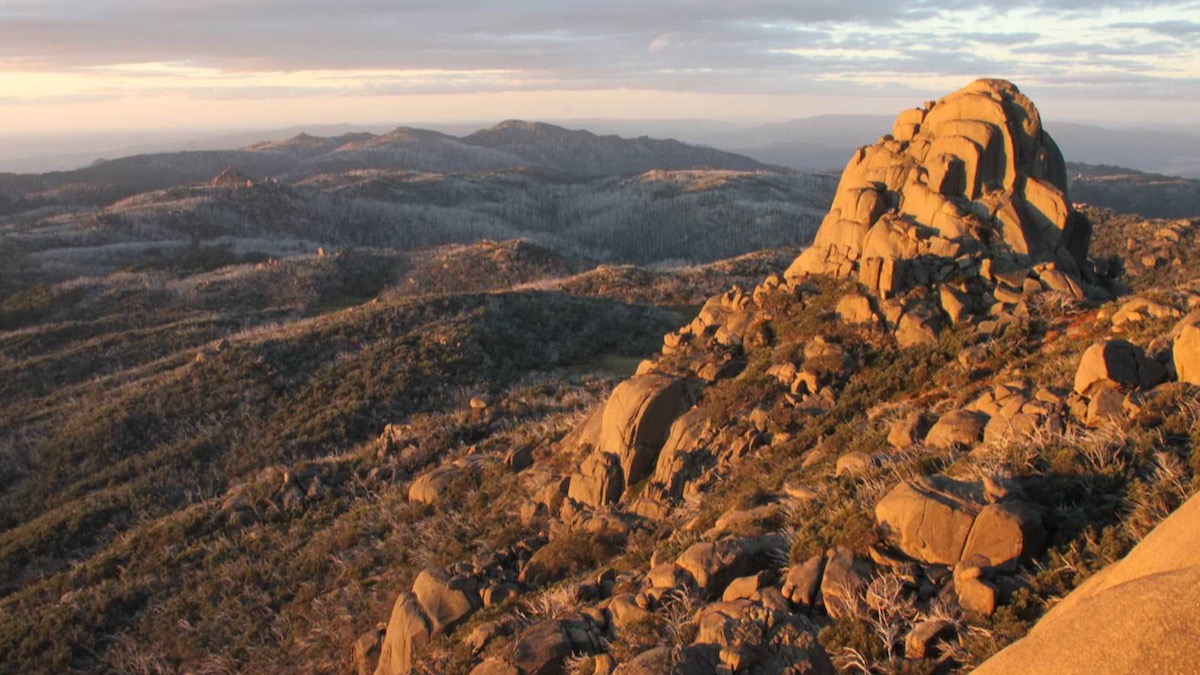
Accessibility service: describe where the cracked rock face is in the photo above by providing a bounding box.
[874,475,1044,569]
[785,78,1091,300]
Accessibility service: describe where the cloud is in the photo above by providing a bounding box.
[1112,19,1200,36]
[648,33,677,53]
[0,0,1197,106]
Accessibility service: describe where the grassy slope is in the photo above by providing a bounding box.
[0,242,693,673]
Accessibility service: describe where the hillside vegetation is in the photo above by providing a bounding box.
[2,81,1200,675]
[0,237,740,673]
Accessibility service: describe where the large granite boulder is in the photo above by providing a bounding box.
[874,475,1043,568]
[568,375,696,507]
[374,593,432,675]
[973,491,1200,675]
[599,375,694,485]
[1073,339,1161,396]
[412,568,481,635]
[1172,311,1200,385]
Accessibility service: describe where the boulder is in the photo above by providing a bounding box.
[567,452,624,507]
[836,293,877,324]
[1073,340,1157,396]
[896,308,940,347]
[409,456,484,505]
[373,593,432,675]
[1036,266,1084,298]
[781,555,825,611]
[510,620,576,675]
[1085,387,1126,428]
[983,411,1040,445]
[905,619,955,660]
[676,535,785,600]
[819,546,871,618]
[953,557,998,615]
[695,602,833,673]
[1111,297,1180,330]
[1172,312,1200,385]
[598,375,694,491]
[503,445,534,472]
[939,285,970,324]
[412,568,481,635]
[646,563,687,589]
[482,583,519,608]
[608,593,654,630]
[695,599,759,647]
[722,572,768,602]
[971,491,1200,675]
[962,503,1045,569]
[888,410,930,448]
[925,410,989,450]
[875,475,1042,567]
[835,451,876,477]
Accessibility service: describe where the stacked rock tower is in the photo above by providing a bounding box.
[786,78,1096,343]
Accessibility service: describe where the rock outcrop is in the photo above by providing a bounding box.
[409,455,486,505]
[374,593,433,675]
[785,79,1093,345]
[568,374,698,507]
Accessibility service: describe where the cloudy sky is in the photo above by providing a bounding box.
[1,0,1198,132]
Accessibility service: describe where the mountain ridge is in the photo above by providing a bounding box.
[0,122,776,215]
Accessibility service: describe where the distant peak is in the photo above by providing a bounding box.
[210,166,254,187]
[490,120,569,134]
[379,127,447,140]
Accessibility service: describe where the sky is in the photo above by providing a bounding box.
[1,0,1199,133]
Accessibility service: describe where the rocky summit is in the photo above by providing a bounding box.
[360,80,1200,675]
[787,79,1095,346]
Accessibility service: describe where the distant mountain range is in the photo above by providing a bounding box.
[0,120,770,185]
[5,115,1200,178]
[0,123,833,293]
[0,121,773,207]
